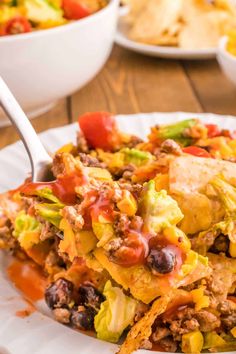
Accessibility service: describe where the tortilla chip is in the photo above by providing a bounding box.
[125,0,236,49]
[128,0,183,45]
[94,247,210,304]
[173,193,213,235]
[181,10,236,49]
[169,155,236,194]
[117,293,173,354]
[207,253,236,302]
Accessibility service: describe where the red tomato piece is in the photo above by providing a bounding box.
[182,146,211,158]
[205,124,221,138]
[0,16,32,36]
[62,0,92,20]
[78,112,121,151]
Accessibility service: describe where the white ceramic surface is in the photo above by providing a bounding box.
[217,36,236,86]
[115,8,216,60]
[1,112,236,354]
[0,0,119,126]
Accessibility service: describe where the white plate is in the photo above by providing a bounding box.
[115,8,216,60]
[0,112,236,354]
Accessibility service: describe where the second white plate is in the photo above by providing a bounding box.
[115,9,216,60]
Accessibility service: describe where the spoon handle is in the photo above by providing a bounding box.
[0,76,52,181]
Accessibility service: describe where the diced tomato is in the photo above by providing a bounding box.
[182,146,211,158]
[62,0,92,20]
[0,17,32,36]
[78,112,121,151]
[205,124,221,138]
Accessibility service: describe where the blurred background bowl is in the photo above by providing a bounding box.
[0,0,118,126]
[217,36,236,87]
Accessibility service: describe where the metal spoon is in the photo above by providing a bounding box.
[0,76,53,182]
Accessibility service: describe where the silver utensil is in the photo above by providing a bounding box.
[0,76,53,182]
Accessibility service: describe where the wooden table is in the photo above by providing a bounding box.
[1,45,236,149]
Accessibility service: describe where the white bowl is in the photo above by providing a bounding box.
[217,36,236,86]
[0,0,119,126]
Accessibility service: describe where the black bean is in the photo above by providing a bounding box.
[71,308,95,330]
[147,248,176,274]
[78,284,105,311]
[45,278,74,309]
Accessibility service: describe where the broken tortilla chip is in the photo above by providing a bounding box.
[128,0,183,45]
[117,293,173,354]
[124,0,236,49]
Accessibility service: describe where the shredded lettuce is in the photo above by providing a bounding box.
[121,148,154,167]
[34,188,64,227]
[13,211,41,249]
[94,281,137,343]
[153,119,198,146]
[140,180,183,233]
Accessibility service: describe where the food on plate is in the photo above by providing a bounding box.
[0,0,108,36]
[227,29,236,56]
[1,113,236,353]
[123,0,236,49]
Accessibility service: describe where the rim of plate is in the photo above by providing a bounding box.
[115,7,216,60]
[1,112,236,354]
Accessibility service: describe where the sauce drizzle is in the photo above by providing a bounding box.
[7,259,48,302]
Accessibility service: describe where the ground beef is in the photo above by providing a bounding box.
[78,153,106,168]
[194,310,220,332]
[159,338,178,352]
[114,164,136,180]
[160,139,182,156]
[61,206,84,232]
[130,216,143,231]
[217,301,236,329]
[0,225,17,250]
[77,131,89,153]
[118,182,143,200]
[140,339,153,350]
[221,313,236,330]
[51,153,65,177]
[45,278,74,309]
[20,196,37,213]
[53,308,71,324]
[125,135,143,148]
[121,164,136,180]
[152,327,171,343]
[45,250,65,271]
[40,221,57,241]
[113,214,130,237]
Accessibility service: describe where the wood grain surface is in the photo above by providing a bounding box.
[1,45,236,149]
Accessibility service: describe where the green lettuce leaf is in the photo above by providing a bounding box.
[139,180,183,233]
[94,281,137,343]
[13,211,41,249]
[35,188,64,227]
[154,119,198,147]
[121,148,154,167]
